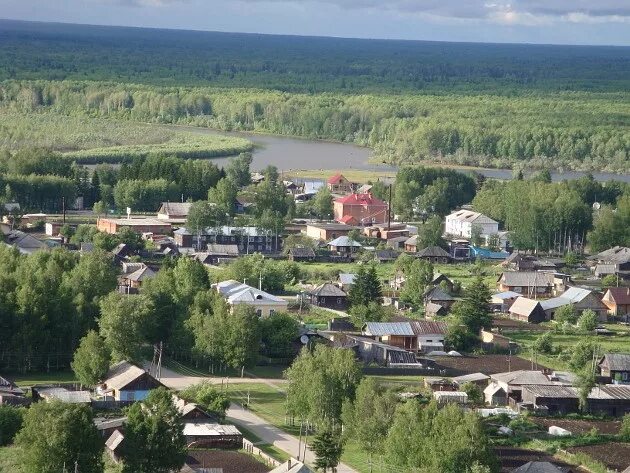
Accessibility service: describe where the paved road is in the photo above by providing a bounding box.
[148,364,358,472]
[227,402,358,473]
[143,363,286,391]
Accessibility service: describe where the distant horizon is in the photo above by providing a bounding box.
[2,17,629,49]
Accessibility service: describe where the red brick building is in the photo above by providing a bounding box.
[97,217,172,235]
[333,193,388,225]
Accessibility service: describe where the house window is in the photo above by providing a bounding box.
[623,372,628,381]
[426,339,432,343]
[337,298,342,304]
[269,310,275,316]
[256,309,262,317]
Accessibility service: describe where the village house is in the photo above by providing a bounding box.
[195,243,241,265]
[214,280,289,317]
[287,247,316,262]
[338,273,356,292]
[374,248,399,263]
[309,282,348,310]
[598,353,630,384]
[97,217,172,235]
[333,192,389,225]
[497,271,563,297]
[327,236,362,256]
[508,297,548,323]
[432,273,455,293]
[590,246,630,269]
[484,370,573,406]
[416,246,452,263]
[602,287,630,318]
[319,332,418,366]
[120,264,156,290]
[445,210,499,239]
[174,226,281,253]
[0,375,27,406]
[502,252,558,272]
[157,202,193,222]
[521,384,630,417]
[305,222,358,241]
[424,286,455,312]
[3,230,47,255]
[539,287,608,322]
[97,361,164,402]
[183,423,243,449]
[491,291,521,312]
[363,320,448,354]
[326,173,355,194]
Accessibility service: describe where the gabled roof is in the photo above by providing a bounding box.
[0,375,24,395]
[288,247,316,257]
[310,283,347,297]
[446,210,498,225]
[417,246,451,258]
[599,353,630,371]
[334,193,387,206]
[5,230,47,251]
[207,243,240,256]
[103,361,157,391]
[327,236,362,247]
[158,202,192,216]
[490,370,557,386]
[409,320,448,335]
[500,271,555,287]
[604,287,630,305]
[215,280,287,305]
[364,321,415,336]
[124,266,156,282]
[592,246,630,264]
[339,215,358,225]
[509,297,543,316]
[540,287,602,311]
[327,173,347,184]
[424,286,455,302]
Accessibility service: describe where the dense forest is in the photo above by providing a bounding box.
[1,80,628,172]
[1,20,629,94]
[0,20,627,172]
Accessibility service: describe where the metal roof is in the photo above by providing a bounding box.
[183,423,241,437]
[599,353,630,371]
[327,236,362,247]
[491,370,560,386]
[364,321,415,336]
[508,297,542,316]
[452,373,490,384]
[520,384,578,398]
[500,271,555,287]
[38,387,91,403]
[410,320,448,335]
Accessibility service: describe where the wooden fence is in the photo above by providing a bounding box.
[242,438,282,468]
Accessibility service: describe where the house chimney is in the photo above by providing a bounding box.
[287,459,291,470]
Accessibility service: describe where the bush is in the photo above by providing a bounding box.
[179,382,230,421]
[532,331,554,354]
[0,405,24,446]
[621,413,630,440]
[578,309,598,332]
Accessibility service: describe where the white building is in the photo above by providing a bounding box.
[445,210,499,239]
[213,280,288,317]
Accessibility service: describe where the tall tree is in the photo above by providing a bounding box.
[98,293,154,362]
[16,402,103,473]
[187,200,227,250]
[208,177,237,215]
[121,388,187,473]
[400,259,434,308]
[312,426,344,473]
[348,265,382,307]
[225,152,253,188]
[71,330,111,387]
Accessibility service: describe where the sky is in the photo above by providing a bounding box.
[1,0,630,46]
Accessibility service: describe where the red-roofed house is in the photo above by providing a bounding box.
[334,193,389,225]
[602,287,630,317]
[327,173,354,194]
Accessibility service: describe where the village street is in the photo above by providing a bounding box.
[152,364,358,473]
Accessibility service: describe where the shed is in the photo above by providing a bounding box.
[183,423,243,449]
[508,297,547,323]
[288,247,316,262]
[433,391,468,405]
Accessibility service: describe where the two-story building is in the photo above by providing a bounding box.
[174,226,281,253]
[327,173,355,194]
[333,193,388,226]
[445,210,499,239]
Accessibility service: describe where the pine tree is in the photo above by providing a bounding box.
[312,426,343,472]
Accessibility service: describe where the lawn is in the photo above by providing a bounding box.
[11,370,77,387]
[0,446,24,473]
[502,327,630,371]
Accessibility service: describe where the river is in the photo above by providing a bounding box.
[174,125,630,183]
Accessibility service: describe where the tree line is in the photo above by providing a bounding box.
[1,79,628,173]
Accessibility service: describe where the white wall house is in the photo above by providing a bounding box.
[213,280,289,317]
[445,210,499,239]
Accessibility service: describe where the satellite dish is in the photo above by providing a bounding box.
[593,202,601,210]
[300,335,309,345]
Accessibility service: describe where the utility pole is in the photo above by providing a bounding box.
[62,196,66,224]
[387,183,392,231]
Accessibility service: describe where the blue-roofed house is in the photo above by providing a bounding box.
[327,236,362,256]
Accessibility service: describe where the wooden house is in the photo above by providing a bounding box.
[416,246,451,264]
[327,236,362,256]
[598,353,630,384]
[98,361,164,402]
[309,283,348,310]
[602,287,630,317]
[508,297,547,323]
[287,247,316,262]
[497,271,556,297]
[326,173,354,194]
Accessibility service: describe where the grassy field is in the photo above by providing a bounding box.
[503,325,630,371]
[0,110,252,163]
[11,370,77,387]
[0,446,24,473]
[301,260,501,290]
